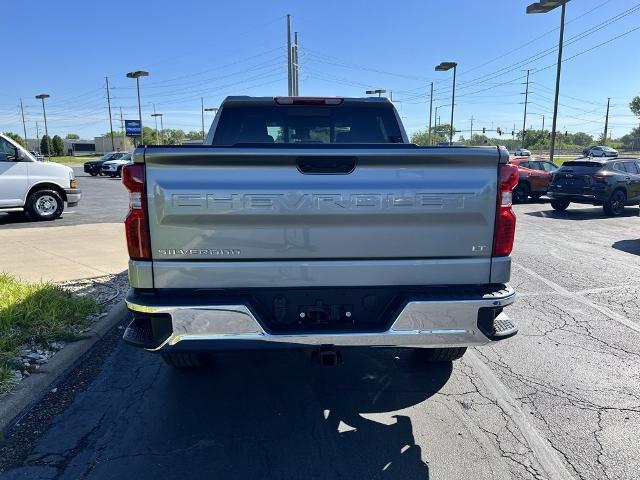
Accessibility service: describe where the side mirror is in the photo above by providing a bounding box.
[13,148,29,162]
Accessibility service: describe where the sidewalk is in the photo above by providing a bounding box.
[0,223,128,282]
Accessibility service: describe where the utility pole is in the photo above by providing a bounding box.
[603,97,610,146]
[428,82,433,145]
[470,116,474,141]
[36,121,40,152]
[286,14,293,96]
[152,104,159,144]
[105,77,115,151]
[119,107,125,150]
[201,97,205,142]
[293,32,299,96]
[19,99,28,147]
[542,115,545,134]
[521,69,530,148]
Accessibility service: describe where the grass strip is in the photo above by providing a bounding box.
[0,273,98,393]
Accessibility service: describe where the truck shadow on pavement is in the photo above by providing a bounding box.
[133,347,450,479]
[2,339,453,479]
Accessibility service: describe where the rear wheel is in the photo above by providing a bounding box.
[551,199,570,211]
[603,189,626,216]
[26,189,64,221]
[89,172,98,177]
[415,347,467,362]
[530,192,543,200]
[513,183,530,204]
[161,352,206,368]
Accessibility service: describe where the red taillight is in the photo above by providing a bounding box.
[493,163,518,257]
[122,164,151,260]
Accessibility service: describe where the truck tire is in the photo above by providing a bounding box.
[26,189,64,221]
[603,189,626,216]
[550,199,570,211]
[513,183,529,204]
[161,352,205,368]
[416,347,467,362]
[530,192,543,200]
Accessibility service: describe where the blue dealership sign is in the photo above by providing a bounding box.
[125,120,141,137]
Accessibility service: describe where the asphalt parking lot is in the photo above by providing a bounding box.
[0,167,128,229]
[1,195,639,479]
[0,167,129,281]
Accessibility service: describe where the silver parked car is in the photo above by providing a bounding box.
[583,146,618,158]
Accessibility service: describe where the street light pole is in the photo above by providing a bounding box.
[435,62,458,144]
[603,97,610,145]
[428,82,433,145]
[35,94,51,161]
[527,0,569,163]
[521,69,530,148]
[449,65,456,144]
[287,14,293,96]
[126,70,149,144]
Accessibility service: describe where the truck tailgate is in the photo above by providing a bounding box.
[143,146,503,288]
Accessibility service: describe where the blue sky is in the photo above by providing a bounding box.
[2,0,639,141]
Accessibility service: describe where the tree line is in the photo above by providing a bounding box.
[3,132,83,156]
[412,95,640,151]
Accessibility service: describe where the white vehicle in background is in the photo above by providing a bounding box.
[101,152,132,178]
[30,150,45,161]
[514,148,531,156]
[0,133,81,220]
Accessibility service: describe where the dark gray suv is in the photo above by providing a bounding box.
[547,158,640,216]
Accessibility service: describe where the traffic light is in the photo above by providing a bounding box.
[482,127,486,134]
[512,130,515,136]
[497,128,502,136]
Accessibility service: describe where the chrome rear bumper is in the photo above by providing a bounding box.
[125,285,516,351]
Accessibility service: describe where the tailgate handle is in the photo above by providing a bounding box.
[296,156,356,175]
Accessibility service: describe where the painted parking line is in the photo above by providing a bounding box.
[513,261,640,335]
[466,352,576,480]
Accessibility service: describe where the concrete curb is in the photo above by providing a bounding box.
[0,300,128,436]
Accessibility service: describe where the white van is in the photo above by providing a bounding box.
[0,133,81,220]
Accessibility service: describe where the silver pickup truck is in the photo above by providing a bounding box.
[122,96,518,368]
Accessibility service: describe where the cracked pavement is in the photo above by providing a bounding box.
[1,200,639,479]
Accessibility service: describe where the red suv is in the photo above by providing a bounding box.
[510,157,559,203]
